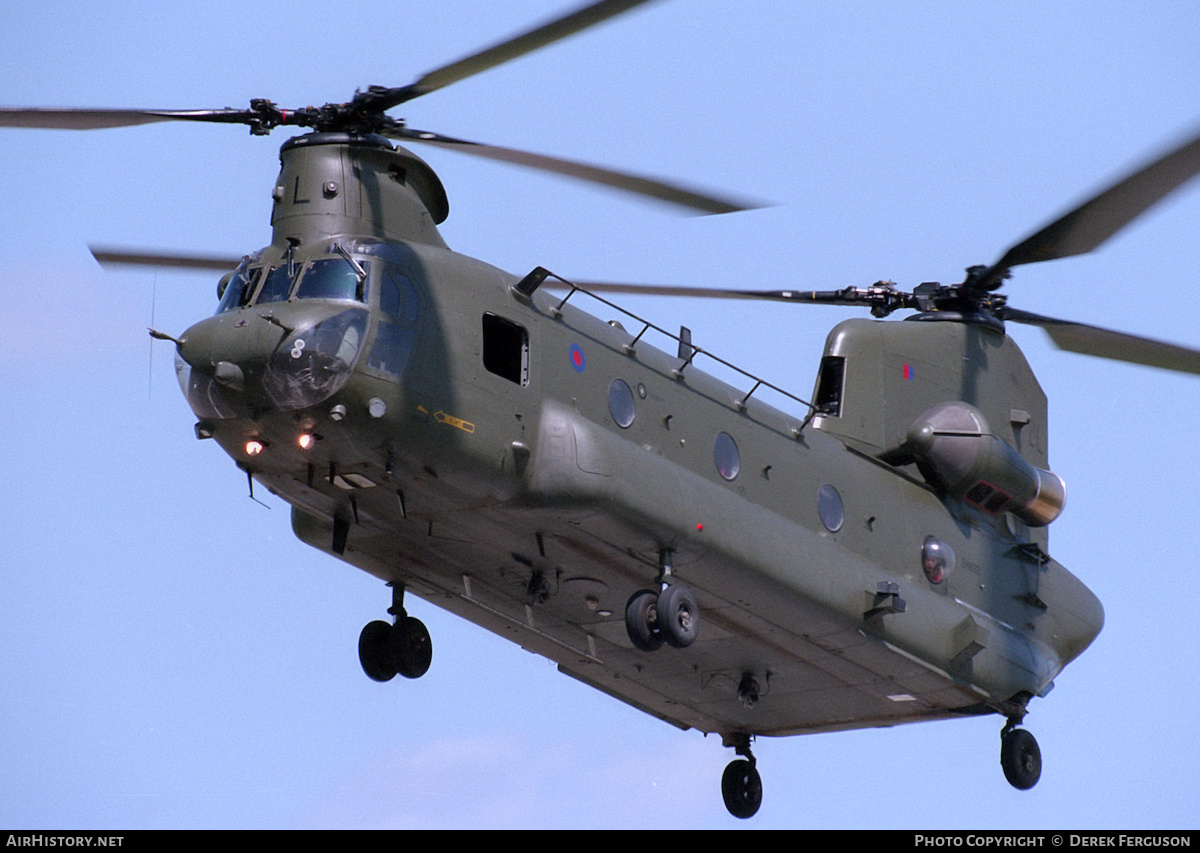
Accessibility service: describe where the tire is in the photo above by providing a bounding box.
[1000,728,1042,790]
[658,584,699,649]
[391,616,433,679]
[721,758,762,819]
[359,620,397,682]
[625,589,664,652]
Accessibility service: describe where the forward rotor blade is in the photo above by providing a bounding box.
[91,247,242,272]
[394,128,758,215]
[378,0,658,108]
[983,127,1200,286]
[1001,307,1200,376]
[0,107,257,131]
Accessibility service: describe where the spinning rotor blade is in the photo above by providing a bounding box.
[380,0,659,108]
[0,2,662,134]
[1000,307,1200,376]
[91,247,242,272]
[559,280,912,312]
[395,128,757,215]
[554,281,770,298]
[0,107,260,131]
[981,127,1200,288]
[0,2,753,214]
[561,280,888,303]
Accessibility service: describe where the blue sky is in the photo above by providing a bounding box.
[2,0,1199,829]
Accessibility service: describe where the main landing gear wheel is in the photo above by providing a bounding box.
[1000,725,1042,790]
[624,589,664,651]
[657,584,698,648]
[721,758,763,819]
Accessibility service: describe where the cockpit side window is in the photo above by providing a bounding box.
[366,263,422,377]
[216,266,260,313]
[378,264,420,321]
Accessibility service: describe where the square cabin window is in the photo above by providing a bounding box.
[482,313,528,386]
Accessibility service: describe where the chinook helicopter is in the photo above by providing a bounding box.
[5,0,1200,823]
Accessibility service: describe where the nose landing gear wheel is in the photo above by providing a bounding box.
[721,758,762,819]
[1000,726,1041,790]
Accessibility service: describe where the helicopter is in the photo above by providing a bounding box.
[4,0,1200,828]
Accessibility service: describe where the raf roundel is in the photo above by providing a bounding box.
[568,342,586,373]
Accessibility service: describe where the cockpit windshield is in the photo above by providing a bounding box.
[296,257,369,302]
[215,255,369,314]
[255,265,294,304]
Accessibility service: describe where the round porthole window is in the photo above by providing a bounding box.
[608,378,636,428]
[817,483,844,532]
[714,431,740,480]
[921,536,956,584]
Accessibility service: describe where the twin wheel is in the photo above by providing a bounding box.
[625,584,699,651]
[358,615,432,681]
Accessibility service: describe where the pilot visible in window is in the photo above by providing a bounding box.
[922,536,954,585]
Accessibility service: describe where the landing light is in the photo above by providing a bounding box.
[298,433,315,450]
[245,439,265,457]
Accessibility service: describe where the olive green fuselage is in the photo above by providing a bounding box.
[176,134,1102,739]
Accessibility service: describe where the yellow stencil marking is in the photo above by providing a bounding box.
[434,410,475,434]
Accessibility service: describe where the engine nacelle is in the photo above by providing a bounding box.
[906,403,1065,526]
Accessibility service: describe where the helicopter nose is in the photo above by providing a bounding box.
[173,305,369,420]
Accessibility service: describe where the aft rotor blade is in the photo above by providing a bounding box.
[1001,307,1200,376]
[375,0,659,108]
[0,107,259,131]
[91,247,242,272]
[982,127,1200,287]
[394,128,757,215]
[559,280,911,312]
[555,281,771,298]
